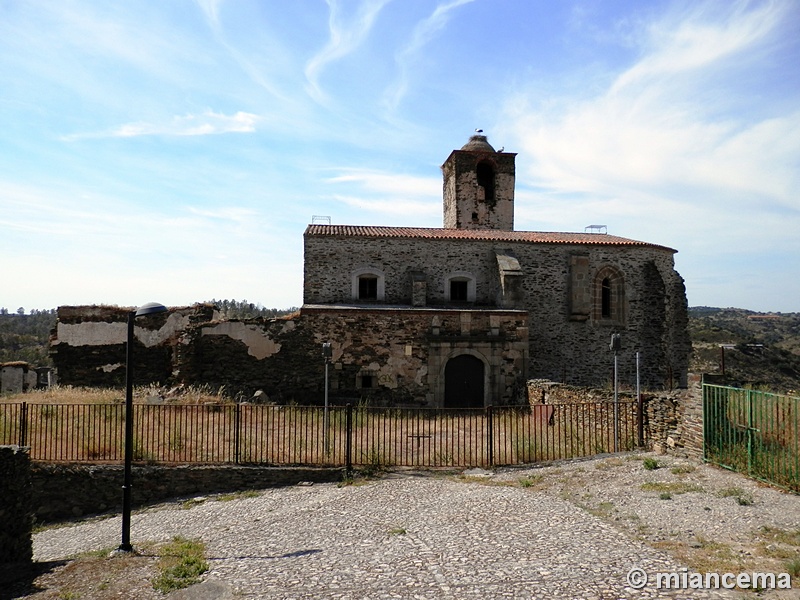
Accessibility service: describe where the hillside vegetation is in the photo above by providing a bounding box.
[689,307,800,394]
[1,305,799,394]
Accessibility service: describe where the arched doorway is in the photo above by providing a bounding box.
[444,354,485,408]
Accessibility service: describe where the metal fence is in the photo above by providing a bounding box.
[703,384,799,493]
[0,401,639,468]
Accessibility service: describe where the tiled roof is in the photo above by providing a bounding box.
[304,225,676,252]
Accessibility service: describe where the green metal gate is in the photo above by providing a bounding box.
[703,384,799,493]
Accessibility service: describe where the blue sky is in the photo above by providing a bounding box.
[1,0,798,313]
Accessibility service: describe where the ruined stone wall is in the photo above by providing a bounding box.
[0,362,36,394]
[51,304,217,387]
[181,307,528,407]
[178,314,321,403]
[52,303,528,407]
[526,376,703,459]
[0,446,32,582]
[304,235,689,389]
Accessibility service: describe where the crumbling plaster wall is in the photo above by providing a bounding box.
[51,304,217,387]
[52,304,528,407]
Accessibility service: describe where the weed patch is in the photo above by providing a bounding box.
[152,536,208,594]
[642,457,660,471]
[669,464,696,475]
[717,487,754,506]
[640,482,704,494]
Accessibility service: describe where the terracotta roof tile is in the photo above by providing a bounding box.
[304,225,676,252]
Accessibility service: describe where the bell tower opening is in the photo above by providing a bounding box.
[476,160,495,207]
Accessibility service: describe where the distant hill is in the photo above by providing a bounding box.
[688,307,800,394]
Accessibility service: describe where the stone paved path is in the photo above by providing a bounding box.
[34,473,743,599]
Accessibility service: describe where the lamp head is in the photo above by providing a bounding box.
[135,302,168,317]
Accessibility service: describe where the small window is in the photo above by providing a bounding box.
[593,266,625,324]
[358,276,378,300]
[450,279,468,302]
[360,374,374,389]
[445,272,476,303]
[601,278,612,318]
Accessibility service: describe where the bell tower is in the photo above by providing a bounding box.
[442,134,516,230]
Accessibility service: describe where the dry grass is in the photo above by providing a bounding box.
[0,384,234,405]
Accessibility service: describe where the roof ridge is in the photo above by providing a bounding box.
[304,224,676,253]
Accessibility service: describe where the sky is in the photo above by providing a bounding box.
[1,0,799,314]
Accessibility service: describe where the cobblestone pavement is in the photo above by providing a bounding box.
[33,469,751,599]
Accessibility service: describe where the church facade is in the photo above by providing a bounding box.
[50,135,691,408]
[302,134,690,406]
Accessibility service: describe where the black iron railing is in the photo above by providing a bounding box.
[0,401,639,468]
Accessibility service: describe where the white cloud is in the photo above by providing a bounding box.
[382,0,476,111]
[333,195,440,220]
[63,110,260,140]
[305,0,391,104]
[325,168,441,223]
[505,0,797,208]
[326,169,440,198]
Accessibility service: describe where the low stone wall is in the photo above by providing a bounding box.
[0,446,32,582]
[31,464,343,523]
[526,374,704,459]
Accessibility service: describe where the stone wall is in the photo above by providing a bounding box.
[526,375,704,459]
[183,306,529,407]
[53,305,529,407]
[0,362,37,394]
[51,304,217,387]
[304,233,690,389]
[30,464,343,522]
[0,446,32,582]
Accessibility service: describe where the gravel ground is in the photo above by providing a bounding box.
[17,452,800,599]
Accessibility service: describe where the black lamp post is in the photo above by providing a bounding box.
[119,302,167,552]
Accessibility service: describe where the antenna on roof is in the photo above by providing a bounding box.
[312,215,331,225]
[585,224,607,234]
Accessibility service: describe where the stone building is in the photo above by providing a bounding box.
[301,134,690,406]
[50,135,690,408]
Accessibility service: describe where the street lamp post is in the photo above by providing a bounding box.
[322,342,332,455]
[610,333,621,453]
[119,302,167,552]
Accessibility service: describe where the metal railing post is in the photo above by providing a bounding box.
[486,405,494,467]
[345,403,353,478]
[19,402,28,448]
[234,403,241,464]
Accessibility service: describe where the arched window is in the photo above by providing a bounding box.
[601,277,612,319]
[445,272,476,303]
[593,266,625,324]
[351,267,385,301]
[476,161,495,206]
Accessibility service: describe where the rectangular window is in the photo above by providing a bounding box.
[450,279,468,302]
[360,374,374,389]
[358,276,378,300]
